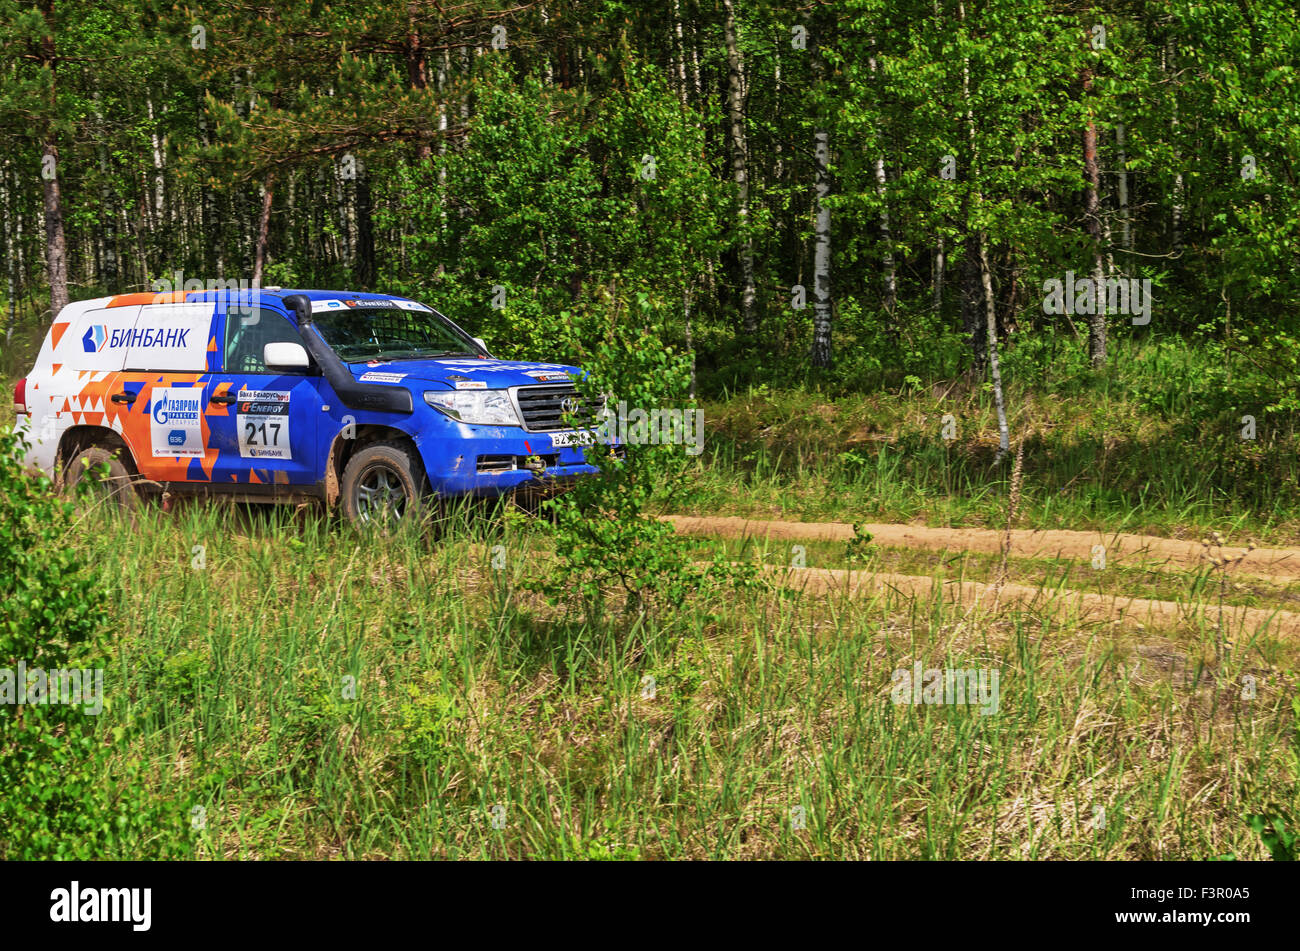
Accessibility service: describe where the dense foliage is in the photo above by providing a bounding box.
[0,0,1296,405]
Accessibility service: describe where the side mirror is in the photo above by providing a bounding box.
[472,336,491,356]
[264,341,310,370]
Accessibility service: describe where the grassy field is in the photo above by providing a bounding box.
[679,336,1300,545]
[2,497,1288,859]
[2,333,1298,860]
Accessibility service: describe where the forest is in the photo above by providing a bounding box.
[2,1,1295,407]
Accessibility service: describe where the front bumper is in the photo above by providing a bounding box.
[414,423,615,497]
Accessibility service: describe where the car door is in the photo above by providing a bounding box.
[204,302,324,486]
[113,300,221,484]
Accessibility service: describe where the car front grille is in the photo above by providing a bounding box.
[512,384,602,433]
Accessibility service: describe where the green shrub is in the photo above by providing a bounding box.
[0,427,189,858]
[533,294,755,623]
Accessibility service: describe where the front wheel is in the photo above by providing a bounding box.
[340,442,426,526]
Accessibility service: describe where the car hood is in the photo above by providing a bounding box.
[346,357,581,390]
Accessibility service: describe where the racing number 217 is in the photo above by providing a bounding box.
[245,420,282,446]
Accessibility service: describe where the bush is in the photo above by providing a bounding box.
[0,427,189,858]
[532,293,755,623]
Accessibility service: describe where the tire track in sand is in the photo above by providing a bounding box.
[766,565,1300,638]
[665,515,1300,582]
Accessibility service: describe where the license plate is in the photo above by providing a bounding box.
[550,430,596,447]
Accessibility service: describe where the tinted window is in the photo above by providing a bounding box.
[224,307,305,374]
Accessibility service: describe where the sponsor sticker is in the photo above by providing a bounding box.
[359,371,408,383]
[525,371,572,382]
[440,360,570,373]
[235,389,291,459]
[82,325,108,353]
[343,299,398,308]
[150,387,204,457]
[454,380,488,389]
[310,299,346,313]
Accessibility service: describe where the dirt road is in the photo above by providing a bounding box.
[768,564,1300,638]
[664,515,1300,582]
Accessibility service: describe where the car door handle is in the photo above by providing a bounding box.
[209,393,238,405]
[111,391,136,404]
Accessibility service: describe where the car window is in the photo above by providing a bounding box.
[224,307,305,374]
[311,306,480,362]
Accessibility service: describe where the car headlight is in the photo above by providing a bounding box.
[423,389,521,426]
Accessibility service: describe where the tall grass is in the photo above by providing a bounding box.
[683,336,1300,542]
[53,495,1299,859]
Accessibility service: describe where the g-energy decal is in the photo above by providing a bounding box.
[150,387,204,457]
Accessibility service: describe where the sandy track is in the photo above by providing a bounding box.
[768,565,1300,638]
[665,515,1300,583]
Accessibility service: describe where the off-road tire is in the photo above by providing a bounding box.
[340,442,426,526]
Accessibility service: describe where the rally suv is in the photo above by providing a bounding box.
[12,288,608,523]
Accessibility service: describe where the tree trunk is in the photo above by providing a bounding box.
[355,162,375,288]
[960,232,985,373]
[933,233,945,314]
[1081,46,1107,368]
[671,0,689,109]
[252,181,273,287]
[37,1,68,320]
[1166,38,1183,255]
[959,3,983,371]
[979,233,1009,461]
[867,46,898,326]
[722,0,756,336]
[94,94,118,290]
[684,278,696,399]
[407,3,433,162]
[147,96,167,240]
[42,140,69,319]
[1116,123,1131,252]
[4,162,18,344]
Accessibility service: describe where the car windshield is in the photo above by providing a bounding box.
[311,304,483,362]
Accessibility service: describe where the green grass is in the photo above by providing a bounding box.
[43,496,1300,859]
[676,334,1300,544]
[5,330,1300,859]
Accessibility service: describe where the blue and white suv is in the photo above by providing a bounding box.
[13,288,608,522]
